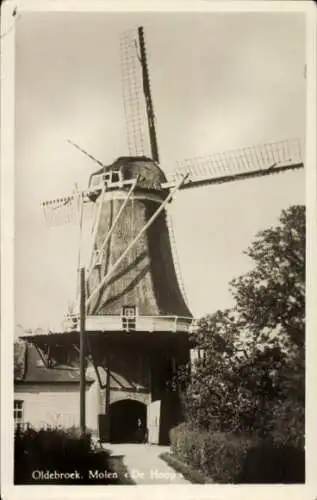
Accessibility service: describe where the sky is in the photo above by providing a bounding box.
[15,10,306,331]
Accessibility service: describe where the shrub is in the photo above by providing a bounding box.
[14,426,116,484]
[267,399,305,450]
[169,423,304,483]
[170,423,257,483]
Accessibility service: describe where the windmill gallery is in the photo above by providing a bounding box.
[14,26,304,445]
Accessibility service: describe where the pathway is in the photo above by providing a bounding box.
[104,443,190,485]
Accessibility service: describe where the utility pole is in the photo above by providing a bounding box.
[138,26,160,164]
[79,267,86,436]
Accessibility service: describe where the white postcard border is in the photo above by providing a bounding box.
[1,1,316,499]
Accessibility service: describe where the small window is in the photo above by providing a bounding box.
[94,248,104,267]
[102,173,111,183]
[122,306,136,317]
[14,400,24,426]
[122,306,136,332]
[112,172,120,183]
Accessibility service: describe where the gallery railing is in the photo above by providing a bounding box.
[63,313,196,334]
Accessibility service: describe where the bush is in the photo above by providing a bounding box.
[268,399,305,450]
[170,423,257,483]
[169,423,304,483]
[14,426,116,484]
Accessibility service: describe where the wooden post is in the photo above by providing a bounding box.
[79,267,86,436]
[76,195,84,297]
[105,353,111,441]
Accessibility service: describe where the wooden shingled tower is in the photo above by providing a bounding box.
[25,27,304,444]
[85,157,191,319]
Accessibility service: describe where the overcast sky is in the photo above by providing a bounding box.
[15,10,306,331]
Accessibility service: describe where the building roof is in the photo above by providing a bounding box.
[14,340,94,384]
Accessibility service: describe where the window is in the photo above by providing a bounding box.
[102,173,111,184]
[14,400,24,426]
[122,305,136,332]
[112,172,120,183]
[94,248,105,266]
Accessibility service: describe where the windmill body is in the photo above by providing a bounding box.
[86,156,191,318]
[19,26,304,445]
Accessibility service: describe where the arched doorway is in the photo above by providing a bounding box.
[109,399,147,443]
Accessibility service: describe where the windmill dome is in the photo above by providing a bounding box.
[89,156,167,191]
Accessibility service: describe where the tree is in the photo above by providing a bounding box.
[183,309,246,431]
[231,205,305,350]
[183,205,305,443]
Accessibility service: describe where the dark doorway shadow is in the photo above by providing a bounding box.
[109,399,147,443]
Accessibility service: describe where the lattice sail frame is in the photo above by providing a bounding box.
[41,192,96,228]
[167,138,303,189]
[42,195,80,227]
[120,29,149,157]
[165,210,189,307]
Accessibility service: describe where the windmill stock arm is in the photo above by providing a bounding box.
[67,139,106,169]
[164,162,304,191]
[164,139,304,191]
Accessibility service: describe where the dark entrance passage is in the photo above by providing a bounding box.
[109,399,147,443]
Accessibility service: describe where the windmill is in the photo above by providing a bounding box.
[31,26,303,444]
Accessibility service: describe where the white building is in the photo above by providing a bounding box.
[14,340,98,432]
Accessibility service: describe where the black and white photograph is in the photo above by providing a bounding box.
[1,1,316,498]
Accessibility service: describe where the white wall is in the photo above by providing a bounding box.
[14,382,99,432]
[86,379,100,432]
[110,389,150,407]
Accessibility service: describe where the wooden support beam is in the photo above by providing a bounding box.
[105,352,111,441]
[86,177,139,281]
[32,343,50,369]
[87,183,107,272]
[85,173,189,308]
[75,195,84,303]
[47,345,52,368]
[79,267,86,437]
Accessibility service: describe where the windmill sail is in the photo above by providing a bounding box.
[120,29,148,157]
[165,138,304,190]
[41,192,96,227]
[42,195,79,226]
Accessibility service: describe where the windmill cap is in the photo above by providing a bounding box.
[89,156,167,191]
